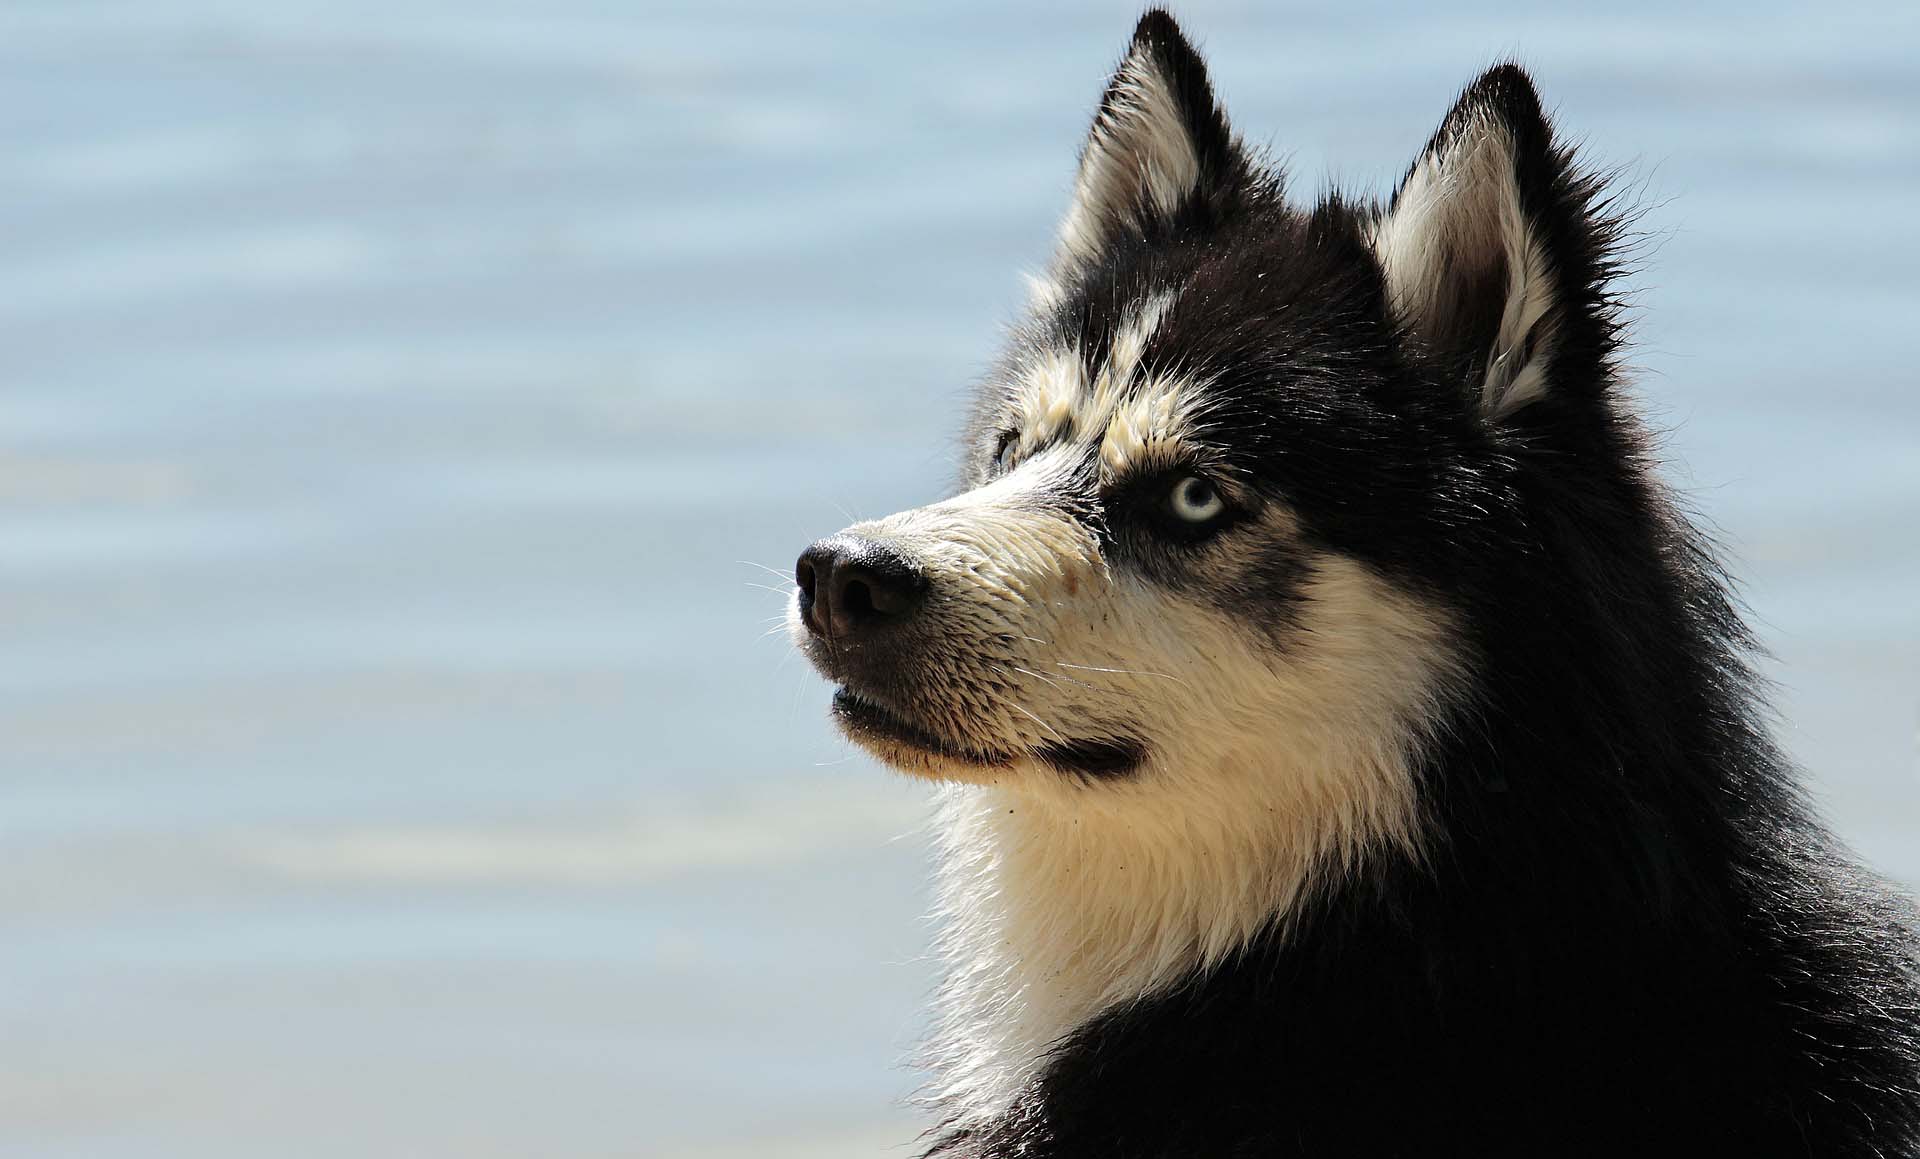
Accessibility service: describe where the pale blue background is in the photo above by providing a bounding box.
[2,2,1916,1156]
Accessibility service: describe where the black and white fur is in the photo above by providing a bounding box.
[789,12,1920,1156]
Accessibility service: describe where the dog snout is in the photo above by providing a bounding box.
[795,535,928,641]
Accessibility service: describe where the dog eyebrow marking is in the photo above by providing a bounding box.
[1012,347,1088,454]
[1098,373,1203,480]
[1008,290,1193,476]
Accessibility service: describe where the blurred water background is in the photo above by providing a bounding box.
[2,2,1916,1156]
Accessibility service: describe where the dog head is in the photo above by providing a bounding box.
[791,12,1622,827]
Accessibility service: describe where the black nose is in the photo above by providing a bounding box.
[795,535,928,640]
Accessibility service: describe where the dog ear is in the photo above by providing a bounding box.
[1373,65,1612,420]
[1053,10,1245,271]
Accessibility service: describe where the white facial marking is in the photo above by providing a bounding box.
[1010,349,1088,461]
[1098,371,1202,480]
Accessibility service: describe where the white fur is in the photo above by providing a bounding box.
[1372,118,1557,417]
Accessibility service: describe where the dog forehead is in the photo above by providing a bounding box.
[1006,292,1206,478]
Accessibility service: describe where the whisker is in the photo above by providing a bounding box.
[1007,664,1068,691]
[738,559,796,581]
[1054,660,1189,686]
[1001,698,1066,742]
[1016,664,1100,693]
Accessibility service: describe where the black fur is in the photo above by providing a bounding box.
[929,11,1920,1157]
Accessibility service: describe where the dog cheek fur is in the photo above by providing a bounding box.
[917,538,1465,1127]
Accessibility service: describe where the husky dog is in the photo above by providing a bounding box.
[789,11,1920,1155]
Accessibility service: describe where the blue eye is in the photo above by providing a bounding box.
[1168,475,1225,522]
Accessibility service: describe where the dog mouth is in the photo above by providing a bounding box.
[832,688,1010,768]
[831,687,1146,778]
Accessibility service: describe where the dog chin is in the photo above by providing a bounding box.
[830,687,1015,783]
[844,732,1020,784]
[830,687,1149,782]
